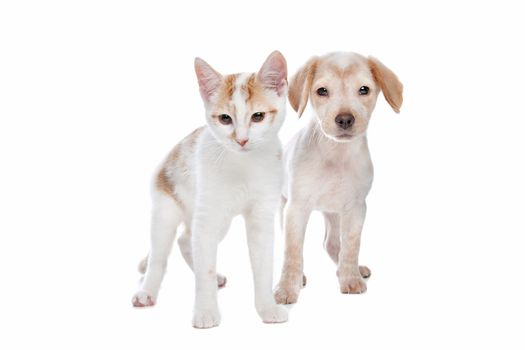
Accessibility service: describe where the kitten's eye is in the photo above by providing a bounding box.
[251,112,265,122]
[218,114,232,125]
[359,86,370,95]
[317,87,329,96]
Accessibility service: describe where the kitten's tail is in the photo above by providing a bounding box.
[138,255,148,274]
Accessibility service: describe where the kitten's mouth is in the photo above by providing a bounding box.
[232,145,250,152]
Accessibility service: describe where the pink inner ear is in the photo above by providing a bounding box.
[258,52,287,96]
[195,58,222,102]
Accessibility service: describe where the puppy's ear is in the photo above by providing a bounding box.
[194,57,222,103]
[289,57,318,117]
[368,57,403,113]
[258,51,288,96]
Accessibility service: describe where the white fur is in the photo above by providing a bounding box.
[275,52,402,303]
[133,52,289,328]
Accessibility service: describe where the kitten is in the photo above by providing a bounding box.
[132,51,289,328]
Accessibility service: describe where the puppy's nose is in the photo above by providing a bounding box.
[236,138,249,147]
[335,114,355,130]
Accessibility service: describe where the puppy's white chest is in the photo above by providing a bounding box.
[311,157,373,212]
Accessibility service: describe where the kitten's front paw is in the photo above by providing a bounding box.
[274,284,300,304]
[192,308,221,329]
[132,290,156,307]
[258,304,288,324]
[339,276,367,294]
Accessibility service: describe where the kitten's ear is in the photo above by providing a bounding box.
[194,57,222,103]
[289,57,317,118]
[257,51,288,96]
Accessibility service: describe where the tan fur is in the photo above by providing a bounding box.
[275,52,402,303]
[155,127,205,203]
[222,74,237,101]
[288,57,318,117]
[368,57,403,113]
[243,73,257,101]
[212,74,238,121]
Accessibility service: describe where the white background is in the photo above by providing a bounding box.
[1,0,524,349]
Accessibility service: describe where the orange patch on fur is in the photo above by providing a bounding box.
[213,74,238,113]
[156,166,178,201]
[155,127,205,205]
[240,74,278,124]
[243,73,257,101]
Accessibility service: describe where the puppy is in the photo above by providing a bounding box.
[274,52,403,304]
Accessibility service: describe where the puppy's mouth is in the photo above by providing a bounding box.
[335,134,353,140]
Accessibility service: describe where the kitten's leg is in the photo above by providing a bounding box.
[323,212,371,279]
[244,207,288,324]
[132,195,181,307]
[177,227,227,288]
[274,201,311,304]
[191,210,231,329]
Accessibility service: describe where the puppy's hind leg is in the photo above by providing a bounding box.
[323,212,371,279]
[133,194,182,307]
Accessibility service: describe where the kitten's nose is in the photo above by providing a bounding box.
[236,139,249,147]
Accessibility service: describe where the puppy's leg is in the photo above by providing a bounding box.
[278,195,287,230]
[338,201,368,294]
[133,195,182,307]
[323,212,371,279]
[323,212,341,264]
[191,209,231,329]
[244,207,288,324]
[177,226,227,288]
[274,202,311,304]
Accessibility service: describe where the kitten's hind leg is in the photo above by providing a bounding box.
[177,227,227,288]
[133,195,182,307]
[138,255,148,274]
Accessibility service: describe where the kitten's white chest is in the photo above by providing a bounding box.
[196,133,282,213]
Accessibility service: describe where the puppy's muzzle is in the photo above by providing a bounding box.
[335,114,355,130]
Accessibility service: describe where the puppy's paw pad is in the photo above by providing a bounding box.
[259,305,289,324]
[192,309,221,329]
[274,286,300,304]
[217,274,227,288]
[132,290,156,307]
[340,277,367,294]
[359,265,372,279]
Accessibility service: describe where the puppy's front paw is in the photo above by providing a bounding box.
[258,304,288,324]
[339,276,367,294]
[217,274,227,288]
[132,290,156,307]
[274,284,300,304]
[192,308,221,329]
[359,265,372,279]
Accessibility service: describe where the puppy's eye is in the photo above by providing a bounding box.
[218,114,232,125]
[316,87,329,96]
[359,86,370,95]
[251,112,265,122]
